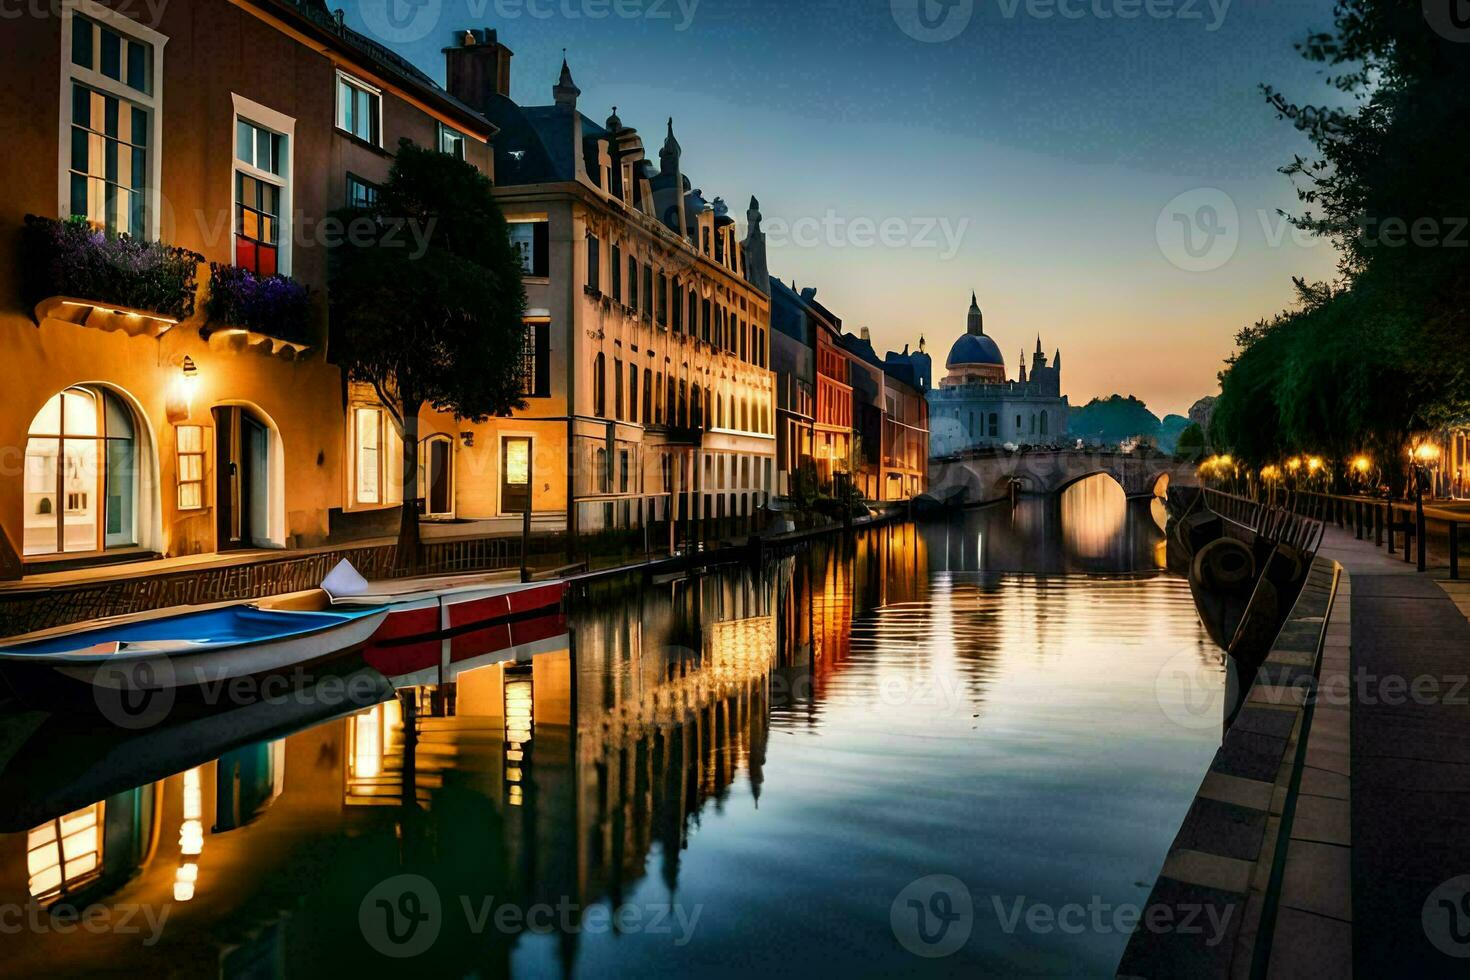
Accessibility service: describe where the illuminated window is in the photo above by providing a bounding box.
[177,424,204,510]
[65,11,158,238]
[24,387,139,556]
[354,407,382,504]
[336,72,381,146]
[27,802,104,904]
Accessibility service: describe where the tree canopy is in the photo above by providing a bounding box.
[1213,1,1470,489]
[331,140,528,563]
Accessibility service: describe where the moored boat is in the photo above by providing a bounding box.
[0,602,388,702]
[315,562,569,677]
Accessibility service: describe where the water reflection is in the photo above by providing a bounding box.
[0,496,1221,978]
[929,475,1168,575]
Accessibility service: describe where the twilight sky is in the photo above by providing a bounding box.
[347,0,1344,418]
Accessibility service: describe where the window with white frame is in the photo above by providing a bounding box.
[438,123,468,160]
[176,424,205,510]
[235,117,288,276]
[336,73,381,146]
[354,407,383,504]
[64,9,161,238]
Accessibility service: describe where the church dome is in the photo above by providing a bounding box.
[946,332,1005,369]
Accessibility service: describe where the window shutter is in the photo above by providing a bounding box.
[535,323,550,396]
[533,222,549,277]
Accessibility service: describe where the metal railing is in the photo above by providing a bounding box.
[1203,488,1325,556]
[1223,487,1468,578]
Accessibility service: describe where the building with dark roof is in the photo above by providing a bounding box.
[440,30,777,535]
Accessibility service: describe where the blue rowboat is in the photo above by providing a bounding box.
[0,603,388,697]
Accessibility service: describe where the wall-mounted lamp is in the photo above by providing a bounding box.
[181,356,199,405]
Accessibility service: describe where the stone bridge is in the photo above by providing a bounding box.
[928,450,1199,504]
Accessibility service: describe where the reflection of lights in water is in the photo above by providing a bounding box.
[350,700,402,781]
[505,669,534,806]
[976,533,983,570]
[176,767,204,901]
[1061,475,1126,560]
[26,802,104,903]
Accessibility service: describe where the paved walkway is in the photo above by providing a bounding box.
[1313,526,1470,974]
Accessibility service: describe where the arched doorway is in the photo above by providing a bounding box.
[212,404,282,550]
[23,386,154,558]
[419,433,454,519]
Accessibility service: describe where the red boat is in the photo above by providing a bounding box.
[318,564,569,679]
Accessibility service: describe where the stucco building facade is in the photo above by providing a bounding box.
[0,0,493,578]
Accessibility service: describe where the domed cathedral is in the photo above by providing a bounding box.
[928,293,1069,457]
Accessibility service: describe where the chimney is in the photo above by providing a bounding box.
[444,28,513,112]
[860,326,871,342]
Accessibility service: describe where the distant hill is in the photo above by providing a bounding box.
[1069,395,1162,446]
[1158,414,1191,454]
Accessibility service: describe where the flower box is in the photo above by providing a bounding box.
[204,263,312,350]
[22,214,202,328]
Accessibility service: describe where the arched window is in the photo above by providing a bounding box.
[642,369,653,425]
[691,385,703,429]
[593,352,606,417]
[1040,412,1048,436]
[678,381,688,427]
[628,364,639,422]
[24,387,142,556]
[666,376,676,426]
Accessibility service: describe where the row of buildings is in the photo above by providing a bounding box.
[0,0,930,580]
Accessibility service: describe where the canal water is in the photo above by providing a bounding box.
[0,476,1224,977]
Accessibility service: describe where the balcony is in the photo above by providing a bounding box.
[202,263,313,355]
[23,215,202,335]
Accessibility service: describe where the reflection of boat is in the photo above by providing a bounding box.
[375,608,570,687]
[0,665,393,831]
[0,602,387,701]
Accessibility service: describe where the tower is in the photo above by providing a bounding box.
[1018,351,1027,385]
[552,54,579,108]
[967,292,984,335]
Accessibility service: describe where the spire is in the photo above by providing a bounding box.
[1019,351,1028,384]
[918,333,926,353]
[662,117,681,158]
[966,292,984,336]
[553,52,579,107]
[1035,334,1043,355]
[606,105,622,132]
